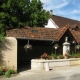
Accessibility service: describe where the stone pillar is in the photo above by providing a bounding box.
[63,37,70,58]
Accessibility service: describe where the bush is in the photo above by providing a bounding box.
[69,51,75,58]
[40,52,80,60]
[5,70,11,78]
[40,52,49,59]
[73,53,80,58]
[0,69,4,75]
[0,66,16,78]
[50,53,57,59]
[9,69,16,74]
[0,66,7,75]
[58,55,64,59]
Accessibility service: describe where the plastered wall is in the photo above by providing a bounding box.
[1,37,17,70]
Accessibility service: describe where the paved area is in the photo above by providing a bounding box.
[1,65,80,80]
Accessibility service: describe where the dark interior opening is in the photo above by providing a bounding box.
[17,39,54,72]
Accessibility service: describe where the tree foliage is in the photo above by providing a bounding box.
[0,0,50,28]
[29,0,50,27]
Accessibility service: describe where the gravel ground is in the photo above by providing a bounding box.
[1,65,80,80]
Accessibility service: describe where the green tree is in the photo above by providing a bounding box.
[0,0,50,28]
[29,0,50,27]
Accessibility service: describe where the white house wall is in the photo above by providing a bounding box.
[45,18,59,28]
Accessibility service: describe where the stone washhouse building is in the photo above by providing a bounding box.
[1,15,80,72]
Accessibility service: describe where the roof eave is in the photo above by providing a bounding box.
[16,37,58,42]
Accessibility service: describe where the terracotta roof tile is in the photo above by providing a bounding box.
[6,27,67,41]
[69,28,80,42]
[6,26,80,42]
[51,15,80,28]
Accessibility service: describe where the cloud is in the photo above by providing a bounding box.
[52,0,70,9]
[53,9,80,21]
[41,0,70,10]
[40,0,80,21]
[71,10,80,14]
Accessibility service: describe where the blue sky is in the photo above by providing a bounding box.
[41,0,80,21]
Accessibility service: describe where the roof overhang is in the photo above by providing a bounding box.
[16,37,57,42]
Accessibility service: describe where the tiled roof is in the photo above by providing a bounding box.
[6,26,68,41]
[6,25,80,43]
[51,15,80,28]
[51,15,80,42]
[69,28,80,42]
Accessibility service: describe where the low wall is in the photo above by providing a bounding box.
[31,58,80,70]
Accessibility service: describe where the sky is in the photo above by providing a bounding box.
[41,0,80,21]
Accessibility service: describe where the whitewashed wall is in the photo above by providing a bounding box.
[45,18,59,28]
